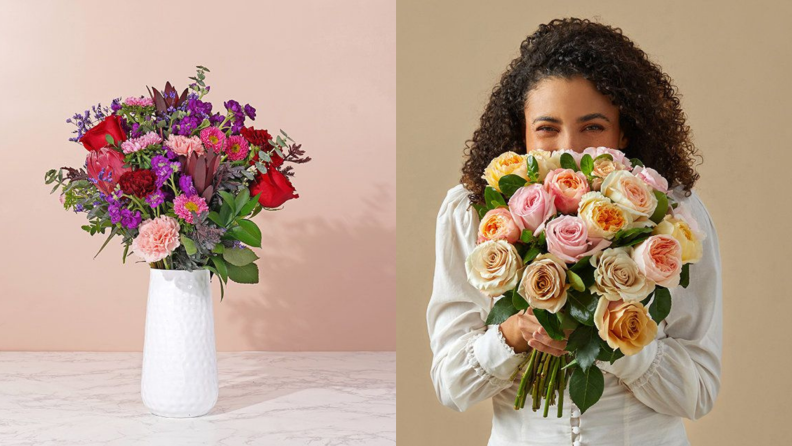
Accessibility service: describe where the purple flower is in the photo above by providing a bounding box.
[179,175,197,196]
[244,104,256,120]
[224,100,242,114]
[188,98,213,117]
[151,154,180,188]
[145,189,165,208]
[120,208,142,229]
[111,98,122,112]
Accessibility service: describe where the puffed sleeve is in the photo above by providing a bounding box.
[597,187,723,420]
[426,184,529,412]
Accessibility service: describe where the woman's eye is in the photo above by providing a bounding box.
[585,125,604,131]
[537,126,557,133]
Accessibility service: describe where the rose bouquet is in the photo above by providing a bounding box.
[44,66,312,300]
[466,147,705,416]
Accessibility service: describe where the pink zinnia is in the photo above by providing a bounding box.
[131,216,181,263]
[173,194,210,223]
[224,135,250,161]
[121,132,163,154]
[200,127,226,153]
[124,96,154,107]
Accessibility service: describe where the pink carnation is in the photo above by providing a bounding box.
[173,194,209,223]
[131,216,181,263]
[124,96,154,107]
[121,132,163,154]
[224,135,250,161]
[200,127,226,153]
[165,134,205,157]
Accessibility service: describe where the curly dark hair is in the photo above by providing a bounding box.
[461,17,702,205]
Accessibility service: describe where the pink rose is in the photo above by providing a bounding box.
[545,215,612,264]
[131,216,181,263]
[632,165,669,194]
[631,234,683,287]
[478,208,521,244]
[165,134,205,157]
[508,184,556,236]
[582,146,633,168]
[543,168,590,214]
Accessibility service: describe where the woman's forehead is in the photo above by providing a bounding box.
[525,76,619,120]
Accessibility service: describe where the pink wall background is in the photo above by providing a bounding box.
[0,0,396,351]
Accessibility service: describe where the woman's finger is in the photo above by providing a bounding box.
[527,339,566,357]
[533,330,568,351]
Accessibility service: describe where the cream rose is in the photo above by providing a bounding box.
[590,247,655,303]
[594,297,658,356]
[517,253,570,313]
[466,240,523,297]
[482,151,529,192]
[652,214,703,263]
[527,149,562,182]
[577,191,632,239]
[600,170,658,218]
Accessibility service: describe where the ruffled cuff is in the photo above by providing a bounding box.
[468,324,528,385]
[597,340,663,387]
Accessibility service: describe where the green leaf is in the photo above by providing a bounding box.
[680,263,690,288]
[560,153,578,171]
[122,242,130,264]
[526,155,539,182]
[472,203,488,220]
[567,269,585,292]
[649,287,672,322]
[580,154,594,176]
[223,247,259,266]
[226,262,259,284]
[220,205,233,227]
[219,190,237,213]
[485,296,519,325]
[650,191,669,224]
[630,157,644,167]
[105,134,115,146]
[533,308,564,340]
[566,325,600,371]
[520,229,534,244]
[571,255,592,272]
[227,225,260,248]
[238,192,261,217]
[484,186,507,210]
[234,188,250,215]
[498,174,527,198]
[512,289,528,312]
[562,358,578,370]
[559,311,580,331]
[212,243,225,254]
[569,364,604,414]
[593,153,613,162]
[181,235,198,255]
[568,289,598,326]
[523,245,541,264]
[236,219,262,247]
[207,211,223,226]
[204,266,225,301]
[211,255,228,282]
[94,227,118,259]
[597,338,625,364]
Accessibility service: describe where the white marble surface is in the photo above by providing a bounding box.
[0,352,395,446]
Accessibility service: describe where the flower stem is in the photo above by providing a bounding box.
[543,355,560,417]
[557,355,567,417]
[514,348,538,410]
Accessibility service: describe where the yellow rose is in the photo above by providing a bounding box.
[483,151,529,191]
[577,191,632,239]
[652,215,703,263]
[465,240,523,297]
[517,253,570,313]
[594,297,657,356]
[590,247,655,302]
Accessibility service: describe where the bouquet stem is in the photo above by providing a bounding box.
[514,349,569,417]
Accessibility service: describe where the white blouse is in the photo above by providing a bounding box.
[426,183,722,446]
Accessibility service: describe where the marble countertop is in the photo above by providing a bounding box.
[0,352,395,446]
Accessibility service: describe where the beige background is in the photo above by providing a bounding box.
[398,1,791,445]
[0,0,395,352]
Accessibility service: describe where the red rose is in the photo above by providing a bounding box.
[119,170,157,198]
[79,115,128,151]
[241,126,283,168]
[249,169,299,208]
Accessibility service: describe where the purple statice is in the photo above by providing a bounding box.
[244,104,256,120]
[120,208,142,229]
[74,204,85,213]
[145,189,165,208]
[178,175,197,196]
[151,154,180,188]
[111,98,122,112]
[232,240,246,249]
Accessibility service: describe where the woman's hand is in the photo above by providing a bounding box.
[499,307,572,356]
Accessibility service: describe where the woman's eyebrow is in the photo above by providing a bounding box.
[532,113,611,124]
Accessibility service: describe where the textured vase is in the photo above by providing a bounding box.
[141,269,218,417]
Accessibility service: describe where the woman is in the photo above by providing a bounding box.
[426,18,722,446]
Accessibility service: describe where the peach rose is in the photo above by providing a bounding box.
[543,168,590,214]
[131,216,181,263]
[545,215,611,264]
[165,134,205,157]
[466,240,523,297]
[631,234,683,288]
[590,247,655,302]
[547,149,583,171]
[577,191,632,239]
[508,184,557,236]
[594,297,657,356]
[582,146,633,169]
[632,165,669,194]
[600,170,658,219]
[482,151,529,192]
[652,215,703,264]
[518,253,571,313]
[478,208,521,244]
[527,149,561,182]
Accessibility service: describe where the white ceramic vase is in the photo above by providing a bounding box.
[141,269,218,417]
